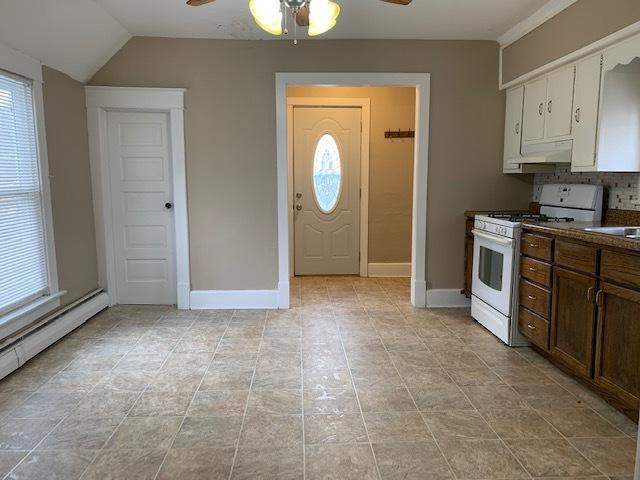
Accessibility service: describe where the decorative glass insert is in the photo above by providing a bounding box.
[312,134,341,213]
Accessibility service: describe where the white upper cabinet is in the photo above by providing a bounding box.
[504,86,524,172]
[572,54,603,171]
[545,66,576,139]
[522,77,547,142]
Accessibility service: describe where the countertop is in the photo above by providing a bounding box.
[522,221,640,253]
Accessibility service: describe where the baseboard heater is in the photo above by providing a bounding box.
[0,290,109,381]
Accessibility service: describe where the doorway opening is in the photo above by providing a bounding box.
[276,74,431,309]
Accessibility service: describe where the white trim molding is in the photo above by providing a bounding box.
[287,97,371,278]
[368,263,411,278]
[497,0,577,47]
[426,289,471,308]
[85,86,191,309]
[276,73,431,309]
[190,290,279,310]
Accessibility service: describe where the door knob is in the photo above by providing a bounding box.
[296,204,302,211]
[165,202,173,210]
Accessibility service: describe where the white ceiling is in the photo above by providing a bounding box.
[0,0,552,82]
[96,0,550,41]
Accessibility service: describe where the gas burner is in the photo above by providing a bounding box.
[488,213,575,223]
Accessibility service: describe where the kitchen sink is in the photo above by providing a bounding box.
[583,226,640,239]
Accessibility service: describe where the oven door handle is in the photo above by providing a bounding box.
[472,229,514,247]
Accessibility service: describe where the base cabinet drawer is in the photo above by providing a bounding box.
[519,307,549,350]
[519,279,551,318]
[520,256,552,287]
[594,282,640,411]
[601,249,640,290]
[555,240,598,275]
[521,233,553,262]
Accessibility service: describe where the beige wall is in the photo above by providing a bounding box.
[288,86,415,264]
[91,38,532,291]
[42,66,99,306]
[503,0,640,83]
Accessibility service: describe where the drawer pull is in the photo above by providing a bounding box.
[529,243,539,248]
[527,323,536,330]
[528,294,537,300]
[528,267,537,272]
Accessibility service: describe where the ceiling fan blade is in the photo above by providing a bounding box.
[296,5,310,27]
[186,0,216,6]
[379,0,413,4]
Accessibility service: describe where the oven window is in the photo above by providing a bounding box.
[478,246,504,291]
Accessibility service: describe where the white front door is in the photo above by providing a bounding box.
[293,107,361,275]
[107,111,176,305]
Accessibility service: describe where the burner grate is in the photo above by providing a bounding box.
[488,213,575,223]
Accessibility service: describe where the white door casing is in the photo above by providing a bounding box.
[85,87,190,309]
[293,107,361,275]
[107,111,176,305]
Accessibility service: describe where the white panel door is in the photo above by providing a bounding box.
[107,111,176,305]
[522,77,548,142]
[572,54,603,169]
[504,86,524,172]
[545,65,576,139]
[294,107,361,275]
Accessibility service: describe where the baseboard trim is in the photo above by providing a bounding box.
[0,292,109,381]
[190,289,279,310]
[368,263,411,278]
[426,289,471,308]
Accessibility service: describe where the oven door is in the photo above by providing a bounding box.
[472,229,515,317]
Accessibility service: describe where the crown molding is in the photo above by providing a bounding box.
[498,0,577,47]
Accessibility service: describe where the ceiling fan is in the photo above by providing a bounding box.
[187,0,413,41]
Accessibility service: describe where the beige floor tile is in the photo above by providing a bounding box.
[239,414,303,449]
[5,449,95,480]
[156,447,235,480]
[231,445,303,479]
[569,437,638,477]
[9,392,85,420]
[480,409,562,439]
[72,389,139,419]
[373,441,454,480]
[187,390,249,417]
[0,418,58,450]
[439,438,529,479]
[252,368,301,390]
[364,411,432,443]
[410,384,475,411]
[130,391,194,417]
[423,410,498,440]
[82,449,167,480]
[540,408,625,437]
[506,438,601,477]
[304,387,360,414]
[305,444,378,480]
[173,416,243,449]
[0,451,27,478]
[304,413,368,444]
[356,386,416,413]
[246,389,302,415]
[105,417,182,450]
[38,416,121,450]
[462,385,528,410]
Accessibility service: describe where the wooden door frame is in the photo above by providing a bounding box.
[85,87,191,309]
[287,98,371,278]
[276,73,431,309]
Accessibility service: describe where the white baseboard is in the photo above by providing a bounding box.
[368,263,411,278]
[190,289,279,310]
[0,292,109,381]
[426,289,471,308]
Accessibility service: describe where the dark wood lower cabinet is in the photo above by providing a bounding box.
[594,282,640,412]
[464,234,473,297]
[551,267,598,379]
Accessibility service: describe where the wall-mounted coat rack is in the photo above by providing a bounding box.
[384,128,415,139]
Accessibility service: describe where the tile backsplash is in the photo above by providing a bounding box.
[533,165,640,210]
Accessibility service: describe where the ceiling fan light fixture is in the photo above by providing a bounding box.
[249,0,283,35]
[308,0,340,36]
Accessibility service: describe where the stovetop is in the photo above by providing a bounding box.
[488,213,575,223]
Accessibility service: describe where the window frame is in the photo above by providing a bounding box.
[0,43,61,333]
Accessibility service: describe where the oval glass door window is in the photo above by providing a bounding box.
[312,134,342,213]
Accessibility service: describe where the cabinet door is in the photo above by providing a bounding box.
[522,77,547,142]
[572,54,603,169]
[551,267,597,378]
[545,65,576,139]
[594,282,640,411]
[504,86,524,168]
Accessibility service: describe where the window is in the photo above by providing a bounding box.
[0,70,50,316]
[312,133,341,213]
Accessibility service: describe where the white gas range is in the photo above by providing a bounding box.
[471,184,603,346]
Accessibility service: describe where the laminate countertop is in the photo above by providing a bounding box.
[522,221,640,253]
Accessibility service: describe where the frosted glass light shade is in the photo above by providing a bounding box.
[308,0,340,36]
[249,0,283,35]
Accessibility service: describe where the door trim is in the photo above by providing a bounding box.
[85,87,190,309]
[276,73,431,308]
[287,98,371,277]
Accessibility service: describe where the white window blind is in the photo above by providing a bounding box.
[0,70,48,316]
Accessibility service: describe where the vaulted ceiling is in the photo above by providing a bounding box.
[0,0,553,82]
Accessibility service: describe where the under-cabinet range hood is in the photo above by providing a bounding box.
[518,139,573,164]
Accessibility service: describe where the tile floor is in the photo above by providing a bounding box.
[0,276,636,479]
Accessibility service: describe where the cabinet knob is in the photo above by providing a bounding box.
[528,294,537,300]
[575,108,581,123]
[526,323,536,330]
[515,122,520,135]
[547,100,553,114]
[538,103,544,116]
